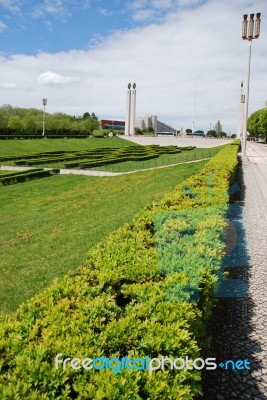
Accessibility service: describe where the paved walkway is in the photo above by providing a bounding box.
[203,141,267,399]
[122,135,233,148]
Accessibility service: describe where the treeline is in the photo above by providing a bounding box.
[0,105,99,137]
[248,107,267,142]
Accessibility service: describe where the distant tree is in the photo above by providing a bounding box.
[0,105,100,137]
[231,134,237,139]
[259,108,267,142]
[90,112,98,120]
[220,131,227,137]
[8,115,26,134]
[248,108,266,141]
[135,128,143,135]
[82,112,90,119]
[185,128,192,133]
[80,117,99,134]
[206,130,217,137]
[194,130,204,133]
[24,112,42,134]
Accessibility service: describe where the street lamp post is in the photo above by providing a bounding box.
[240,81,245,140]
[42,98,47,137]
[241,13,261,156]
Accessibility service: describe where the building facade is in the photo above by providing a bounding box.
[100,115,176,135]
[99,119,125,131]
[136,115,176,135]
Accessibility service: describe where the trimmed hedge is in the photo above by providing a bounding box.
[0,169,59,186]
[0,135,92,140]
[0,141,240,399]
[0,169,42,178]
[66,154,160,169]
[4,145,186,169]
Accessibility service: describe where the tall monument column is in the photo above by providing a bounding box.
[125,83,131,136]
[130,83,136,136]
[124,83,136,136]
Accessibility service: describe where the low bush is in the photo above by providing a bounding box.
[0,141,240,398]
[6,145,189,169]
[0,169,59,186]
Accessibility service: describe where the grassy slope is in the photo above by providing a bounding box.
[0,160,207,314]
[0,137,137,157]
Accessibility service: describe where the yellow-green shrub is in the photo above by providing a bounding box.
[0,141,240,399]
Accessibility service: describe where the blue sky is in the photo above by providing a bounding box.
[1,0,207,54]
[1,1,130,54]
[0,0,122,54]
[0,0,266,133]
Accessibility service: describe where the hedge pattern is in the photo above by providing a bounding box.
[0,145,195,169]
[0,141,240,399]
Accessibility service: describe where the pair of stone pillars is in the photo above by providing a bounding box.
[125,83,136,136]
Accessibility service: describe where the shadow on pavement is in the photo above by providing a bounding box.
[201,156,266,399]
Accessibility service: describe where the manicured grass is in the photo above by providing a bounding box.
[0,137,137,157]
[0,160,207,314]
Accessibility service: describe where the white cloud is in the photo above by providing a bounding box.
[0,0,21,13]
[38,71,80,85]
[132,8,156,21]
[32,0,71,19]
[0,20,7,31]
[98,7,113,17]
[0,82,16,88]
[131,0,149,10]
[178,0,202,6]
[151,0,173,9]
[0,0,266,134]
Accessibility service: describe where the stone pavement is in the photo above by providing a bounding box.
[122,135,233,148]
[202,142,267,399]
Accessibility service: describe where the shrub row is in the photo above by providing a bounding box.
[0,169,59,186]
[0,169,41,178]
[0,151,76,163]
[0,148,119,164]
[0,134,92,140]
[63,147,185,169]
[7,146,185,168]
[14,149,144,166]
[0,141,240,398]
[65,153,159,169]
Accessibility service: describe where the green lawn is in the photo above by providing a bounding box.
[0,137,137,157]
[0,160,208,314]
